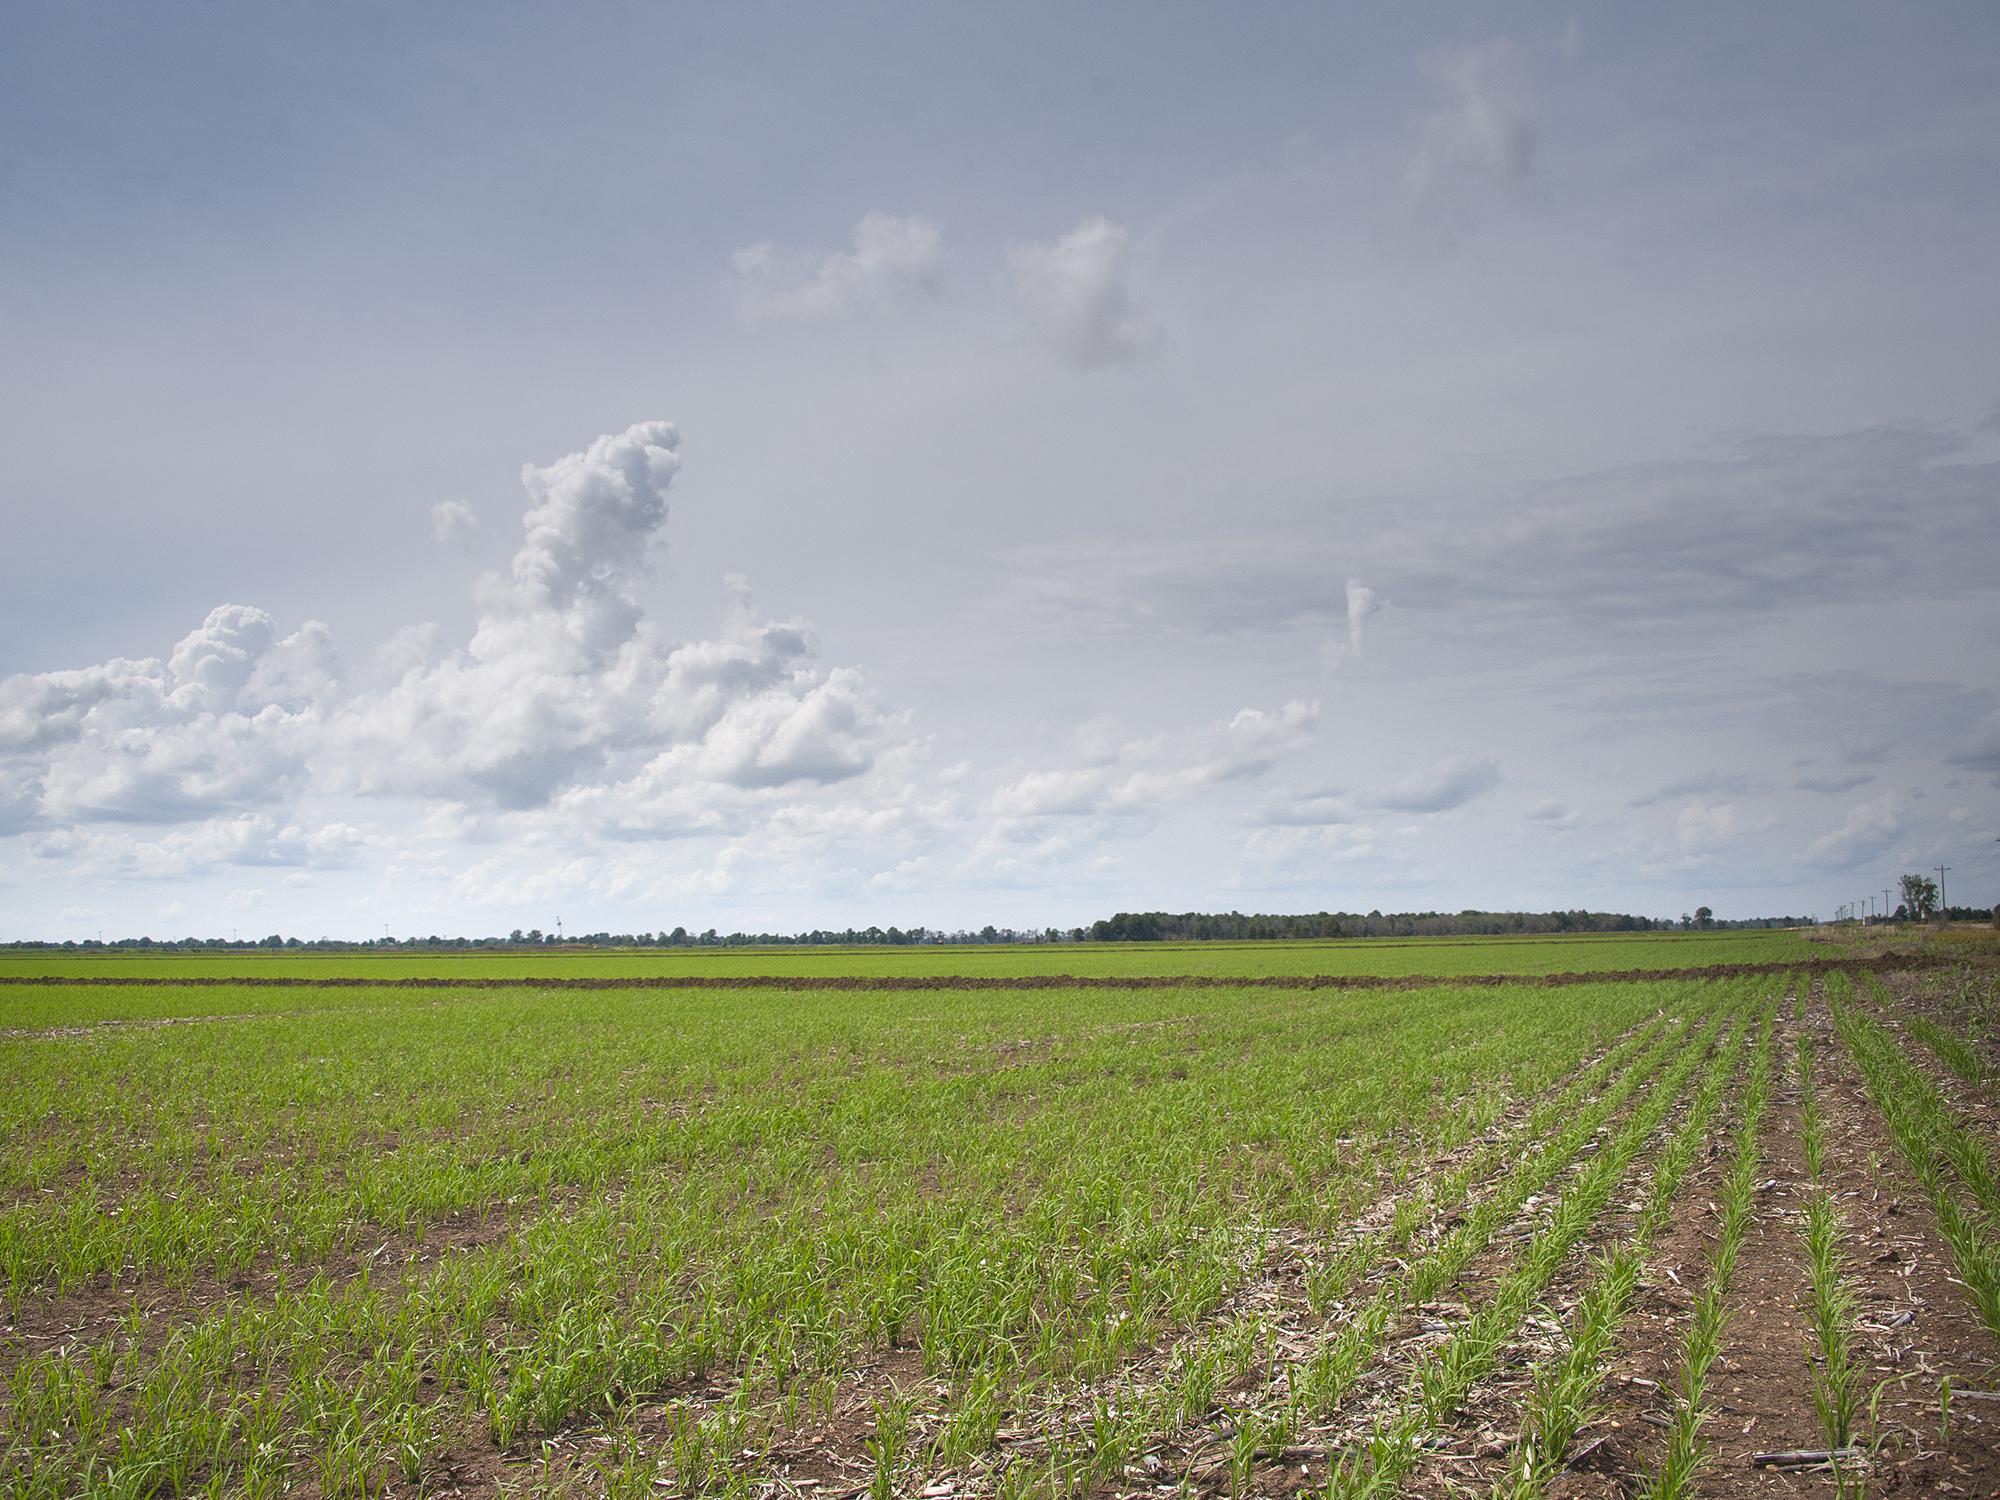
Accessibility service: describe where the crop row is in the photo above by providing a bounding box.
[1835,975,2000,1334]
[1,979,1683,1497]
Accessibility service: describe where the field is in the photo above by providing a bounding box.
[3,930,1997,1497]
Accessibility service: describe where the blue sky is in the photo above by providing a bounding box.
[3,3,1998,937]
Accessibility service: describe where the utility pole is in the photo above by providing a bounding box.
[1936,865,1951,920]
[1883,887,1892,923]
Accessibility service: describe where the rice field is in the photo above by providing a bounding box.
[2,934,1996,1497]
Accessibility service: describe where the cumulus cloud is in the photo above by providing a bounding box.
[1007,216,1155,369]
[338,425,910,814]
[1409,39,1538,200]
[0,605,339,826]
[0,421,911,855]
[733,212,944,324]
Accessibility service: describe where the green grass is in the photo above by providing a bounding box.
[1835,975,2000,1335]
[1492,993,1754,1499]
[1795,1034,1867,1485]
[0,928,1816,983]
[1635,1003,1776,1500]
[4,937,1887,1499]
[0,960,1721,1498]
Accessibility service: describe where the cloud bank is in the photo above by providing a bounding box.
[0,422,909,860]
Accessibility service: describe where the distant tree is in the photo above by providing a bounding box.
[1694,906,1714,929]
[1900,873,1939,922]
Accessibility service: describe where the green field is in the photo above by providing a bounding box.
[0,927,1815,982]
[3,935,1995,1498]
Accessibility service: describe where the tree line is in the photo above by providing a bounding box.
[1081,908,1810,942]
[5,906,1826,952]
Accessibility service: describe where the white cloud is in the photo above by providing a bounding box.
[733,212,944,325]
[1006,216,1155,369]
[989,700,1317,821]
[1676,799,1740,856]
[1324,578,1382,669]
[1804,794,1907,869]
[330,425,910,817]
[22,816,371,881]
[1409,39,1538,200]
[0,422,912,851]
[0,605,340,826]
[431,498,481,547]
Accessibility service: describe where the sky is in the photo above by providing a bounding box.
[3,2,1998,939]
